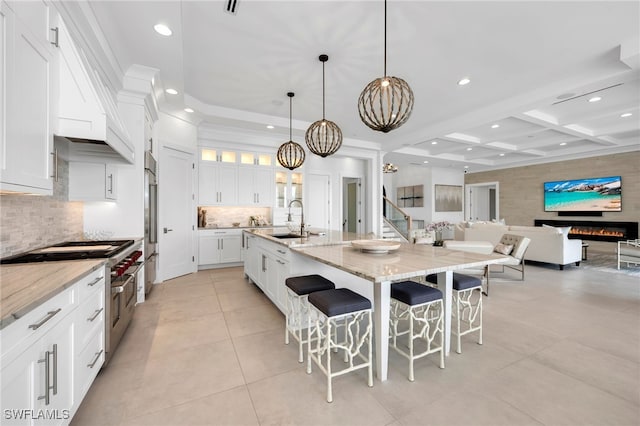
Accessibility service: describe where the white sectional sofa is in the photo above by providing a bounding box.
[454,222,582,269]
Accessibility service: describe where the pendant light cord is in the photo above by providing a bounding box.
[289,95,293,140]
[384,0,387,77]
[322,61,326,119]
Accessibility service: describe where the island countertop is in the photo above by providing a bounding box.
[245,228,375,248]
[292,242,509,283]
[0,259,106,329]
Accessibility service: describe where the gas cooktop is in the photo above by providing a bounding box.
[0,240,135,264]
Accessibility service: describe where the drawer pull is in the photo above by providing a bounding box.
[29,308,62,330]
[87,308,104,322]
[88,276,103,287]
[87,350,104,368]
[277,260,286,265]
[277,249,286,254]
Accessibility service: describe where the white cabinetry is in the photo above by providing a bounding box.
[237,165,274,206]
[0,266,106,425]
[198,229,242,268]
[68,162,117,201]
[0,1,56,195]
[198,162,237,206]
[243,234,290,313]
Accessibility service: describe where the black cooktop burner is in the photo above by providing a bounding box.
[1,240,135,264]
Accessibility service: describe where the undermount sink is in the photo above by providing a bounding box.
[271,233,304,239]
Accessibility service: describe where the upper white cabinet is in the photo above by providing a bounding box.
[68,162,118,201]
[198,148,238,205]
[237,165,274,206]
[0,1,57,195]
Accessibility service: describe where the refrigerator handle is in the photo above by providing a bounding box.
[150,183,158,244]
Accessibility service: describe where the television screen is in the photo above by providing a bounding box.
[544,176,621,212]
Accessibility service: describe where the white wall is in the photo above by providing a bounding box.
[155,112,198,151]
[385,164,465,226]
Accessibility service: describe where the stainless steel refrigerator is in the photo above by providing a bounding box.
[144,151,158,294]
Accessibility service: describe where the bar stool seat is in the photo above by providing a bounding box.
[307,288,373,403]
[425,273,483,354]
[389,281,444,381]
[285,275,335,362]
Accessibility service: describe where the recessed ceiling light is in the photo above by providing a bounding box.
[154,23,172,36]
[588,96,601,103]
[466,147,473,151]
[560,142,567,146]
[491,124,500,129]
[499,153,505,157]
[423,160,429,164]
[457,77,471,86]
[165,88,178,95]
[620,112,632,118]
[431,141,438,145]
[464,166,469,169]
[266,125,274,129]
[184,107,194,113]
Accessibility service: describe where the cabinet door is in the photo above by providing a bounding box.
[254,167,274,206]
[274,257,290,313]
[69,162,116,202]
[198,162,218,205]
[264,254,277,301]
[1,2,54,194]
[219,236,242,263]
[198,235,220,265]
[0,343,39,426]
[236,166,254,205]
[217,163,237,205]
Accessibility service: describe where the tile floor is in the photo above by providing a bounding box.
[72,255,640,425]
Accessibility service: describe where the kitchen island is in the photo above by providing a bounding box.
[244,229,509,381]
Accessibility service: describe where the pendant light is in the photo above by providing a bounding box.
[358,0,414,133]
[382,163,398,173]
[277,92,306,170]
[305,54,343,157]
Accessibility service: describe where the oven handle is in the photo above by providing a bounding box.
[111,273,135,294]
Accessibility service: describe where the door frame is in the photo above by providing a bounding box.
[158,144,196,282]
[342,176,363,234]
[465,181,500,221]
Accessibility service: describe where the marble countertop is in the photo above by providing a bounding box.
[0,259,106,329]
[292,243,509,283]
[245,228,376,248]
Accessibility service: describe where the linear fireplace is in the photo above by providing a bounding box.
[534,219,639,242]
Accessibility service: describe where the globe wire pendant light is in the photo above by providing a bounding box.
[358,0,414,133]
[276,92,306,170]
[305,54,343,157]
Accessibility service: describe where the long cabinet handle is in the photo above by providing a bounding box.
[38,350,51,405]
[107,174,114,194]
[52,344,58,396]
[276,260,286,265]
[88,276,103,287]
[50,27,59,47]
[50,149,58,182]
[88,350,104,368]
[87,307,104,322]
[29,308,62,330]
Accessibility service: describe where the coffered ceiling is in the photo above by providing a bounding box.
[85,0,640,172]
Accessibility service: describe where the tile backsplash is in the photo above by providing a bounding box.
[198,206,272,228]
[0,160,83,258]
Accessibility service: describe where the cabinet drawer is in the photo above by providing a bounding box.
[0,284,77,365]
[74,328,104,409]
[75,287,105,351]
[77,268,106,301]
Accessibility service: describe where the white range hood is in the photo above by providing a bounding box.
[54,19,134,164]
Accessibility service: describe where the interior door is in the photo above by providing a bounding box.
[159,146,195,281]
[306,173,330,230]
[343,178,361,233]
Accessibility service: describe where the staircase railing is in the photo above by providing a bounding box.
[383,196,412,241]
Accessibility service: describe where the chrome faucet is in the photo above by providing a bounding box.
[287,199,306,237]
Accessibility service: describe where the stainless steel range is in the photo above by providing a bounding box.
[1,239,143,365]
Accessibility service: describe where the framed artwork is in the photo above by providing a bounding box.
[396,185,424,208]
[434,184,463,212]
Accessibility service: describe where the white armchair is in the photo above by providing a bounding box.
[497,234,531,280]
[618,239,640,269]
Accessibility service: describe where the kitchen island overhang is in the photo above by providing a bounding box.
[243,229,509,381]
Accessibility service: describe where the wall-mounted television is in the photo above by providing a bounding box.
[544,176,621,212]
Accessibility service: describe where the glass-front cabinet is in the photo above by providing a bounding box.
[275,171,303,208]
[240,152,272,166]
[201,148,236,163]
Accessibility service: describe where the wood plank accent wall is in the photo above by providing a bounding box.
[464,151,640,252]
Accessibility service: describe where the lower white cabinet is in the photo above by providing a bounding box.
[243,234,290,313]
[68,162,118,201]
[198,229,242,268]
[0,267,106,425]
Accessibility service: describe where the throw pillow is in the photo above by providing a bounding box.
[494,243,514,255]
